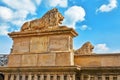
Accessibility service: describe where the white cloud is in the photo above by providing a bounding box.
[0,6,13,22]
[11,10,29,26]
[111,49,120,53]
[63,6,86,29]
[94,43,109,53]
[0,25,10,35]
[2,0,37,14]
[0,6,28,26]
[47,0,68,7]
[0,0,41,36]
[96,0,117,12]
[34,0,42,5]
[80,25,92,31]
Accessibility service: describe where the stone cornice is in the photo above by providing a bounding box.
[81,66,120,71]
[0,66,81,73]
[8,27,78,38]
[74,53,120,57]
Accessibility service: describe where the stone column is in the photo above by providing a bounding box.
[72,74,75,80]
[117,75,120,80]
[53,74,57,80]
[110,75,113,80]
[10,74,14,80]
[47,74,50,80]
[102,75,105,80]
[40,74,44,80]
[34,74,38,80]
[22,74,25,80]
[60,74,64,80]
[16,74,20,80]
[4,74,9,80]
[94,75,98,80]
[28,74,32,80]
[67,75,71,80]
[87,75,90,80]
[80,74,84,80]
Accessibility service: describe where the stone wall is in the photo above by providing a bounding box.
[8,52,74,67]
[8,28,77,67]
[11,35,72,54]
[74,54,120,67]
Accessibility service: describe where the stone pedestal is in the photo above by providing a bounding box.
[1,8,80,80]
[8,28,77,67]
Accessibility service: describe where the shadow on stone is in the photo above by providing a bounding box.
[0,73,4,80]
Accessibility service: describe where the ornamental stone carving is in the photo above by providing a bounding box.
[21,8,64,31]
[75,42,94,55]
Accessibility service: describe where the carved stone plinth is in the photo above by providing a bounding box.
[8,28,77,67]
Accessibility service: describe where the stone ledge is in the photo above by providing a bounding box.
[81,66,120,70]
[8,27,78,38]
[0,66,81,72]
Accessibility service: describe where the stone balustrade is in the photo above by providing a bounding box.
[80,74,120,80]
[4,73,75,80]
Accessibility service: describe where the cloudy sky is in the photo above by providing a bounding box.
[0,0,120,54]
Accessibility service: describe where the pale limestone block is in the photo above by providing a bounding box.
[55,52,71,66]
[38,53,55,66]
[49,35,69,51]
[12,38,30,53]
[21,54,37,66]
[8,55,21,67]
[30,36,48,53]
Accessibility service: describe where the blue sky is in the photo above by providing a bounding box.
[0,0,120,54]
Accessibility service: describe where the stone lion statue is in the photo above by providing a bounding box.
[75,42,94,55]
[21,8,64,31]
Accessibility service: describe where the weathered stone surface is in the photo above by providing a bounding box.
[37,53,56,66]
[49,35,69,51]
[30,36,49,53]
[55,52,74,66]
[9,28,77,55]
[21,8,64,32]
[8,54,22,67]
[12,38,30,53]
[21,54,37,66]
[74,54,120,67]
[75,42,94,55]
[2,8,120,80]
[8,28,77,66]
